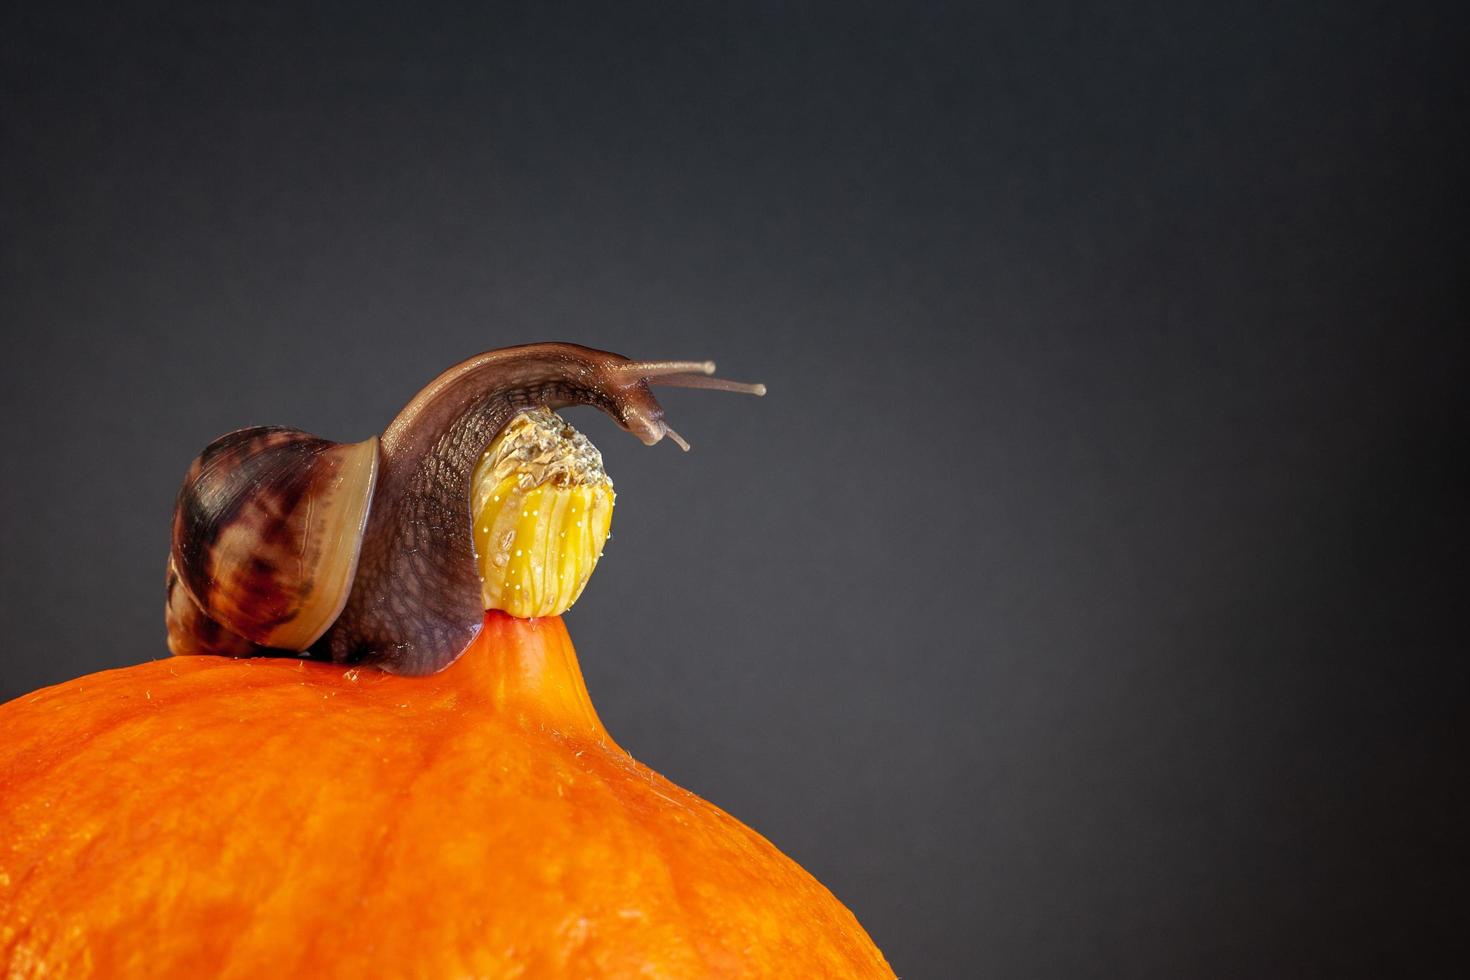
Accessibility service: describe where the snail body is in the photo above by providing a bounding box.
[165,343,764,675]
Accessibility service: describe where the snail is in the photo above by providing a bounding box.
[166,342,765,675]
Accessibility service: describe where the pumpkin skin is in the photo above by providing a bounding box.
[0,613,892,978]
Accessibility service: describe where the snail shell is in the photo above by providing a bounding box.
[166,343,764,675]
[167,427,378,655]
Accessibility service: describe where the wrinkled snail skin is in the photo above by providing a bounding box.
[316,344,669,675]
[168,343,757,676]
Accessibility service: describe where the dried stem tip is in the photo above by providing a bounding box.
[470,408,614,618]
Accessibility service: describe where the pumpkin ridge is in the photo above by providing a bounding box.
[555,739,710,972]
[584,750,731,973]
[323,688,491,959]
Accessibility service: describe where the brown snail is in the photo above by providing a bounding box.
[166,342,765,675]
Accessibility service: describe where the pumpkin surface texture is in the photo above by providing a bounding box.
[2,348,893,975]
[0,615,891,977]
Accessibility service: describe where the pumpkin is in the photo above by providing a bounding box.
[0,345,893,978]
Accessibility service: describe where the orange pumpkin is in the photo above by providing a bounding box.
[0,345,893,977]
[0,613,891,976]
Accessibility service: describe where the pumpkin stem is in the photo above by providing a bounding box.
[448,611,618,743]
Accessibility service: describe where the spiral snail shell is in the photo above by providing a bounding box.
[165,342,764,675]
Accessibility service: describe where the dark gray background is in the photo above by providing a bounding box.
[2,2,1464,976]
